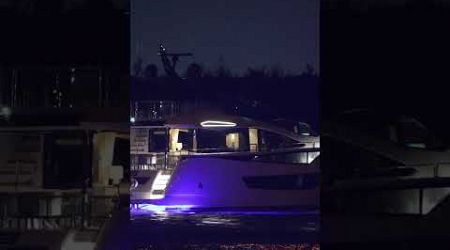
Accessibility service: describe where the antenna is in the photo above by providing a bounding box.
[158,44,193,79]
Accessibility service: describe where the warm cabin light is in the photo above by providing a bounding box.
[149,171,171,199]
[151,156,157,165]
[249,128,258,152]
[169,129,179,152]
[226,133,240,150]
[200,120,237,127]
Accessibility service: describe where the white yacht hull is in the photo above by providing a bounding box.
[149,157,319,209]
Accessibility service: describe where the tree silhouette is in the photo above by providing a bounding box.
[144,64,158,79]
[215,65,232,78]
[202,69,214,78]
[302,63,315,76]
[214,56,232,78]
[244,67,268,78]
[132,57,143,77]
[185,63,203,79]
[268,65,284,78]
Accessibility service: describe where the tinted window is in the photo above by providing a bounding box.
[197,128,249,152]
[149,129,167,152]
[259,130,300,151]
[243,174,319,190]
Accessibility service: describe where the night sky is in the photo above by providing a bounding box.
[131,0,318,76]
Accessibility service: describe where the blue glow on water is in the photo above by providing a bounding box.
[127,204,320,247]
[131,203,196,215]
[130,202,318,217]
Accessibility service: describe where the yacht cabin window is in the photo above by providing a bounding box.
[196,128,250,153]
[255,130,318,164]
[148,129,168,152]
[258,130,301,151]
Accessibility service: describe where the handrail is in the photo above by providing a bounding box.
[184,147,320,157]
[339,162,450,181]
[0,190,122,231]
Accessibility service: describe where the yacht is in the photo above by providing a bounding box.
[130,112,320,212]
[322,109,450,215]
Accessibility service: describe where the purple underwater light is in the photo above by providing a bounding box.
[130,203,196,215]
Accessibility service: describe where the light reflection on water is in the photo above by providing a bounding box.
[134,243,320,249]
[129,207,319,248]
[131,207,319,230]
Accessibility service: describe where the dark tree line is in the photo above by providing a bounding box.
[131,59,319,130]
[132,59,317,80]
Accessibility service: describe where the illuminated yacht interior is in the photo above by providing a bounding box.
[130,112,320,211]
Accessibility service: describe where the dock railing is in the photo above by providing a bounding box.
[0,187,124,232]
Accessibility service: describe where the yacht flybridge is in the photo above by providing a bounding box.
[130,113,320,211]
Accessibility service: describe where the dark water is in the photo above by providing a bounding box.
[126,208,319,249]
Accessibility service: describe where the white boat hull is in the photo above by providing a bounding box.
[150,157,319,209]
